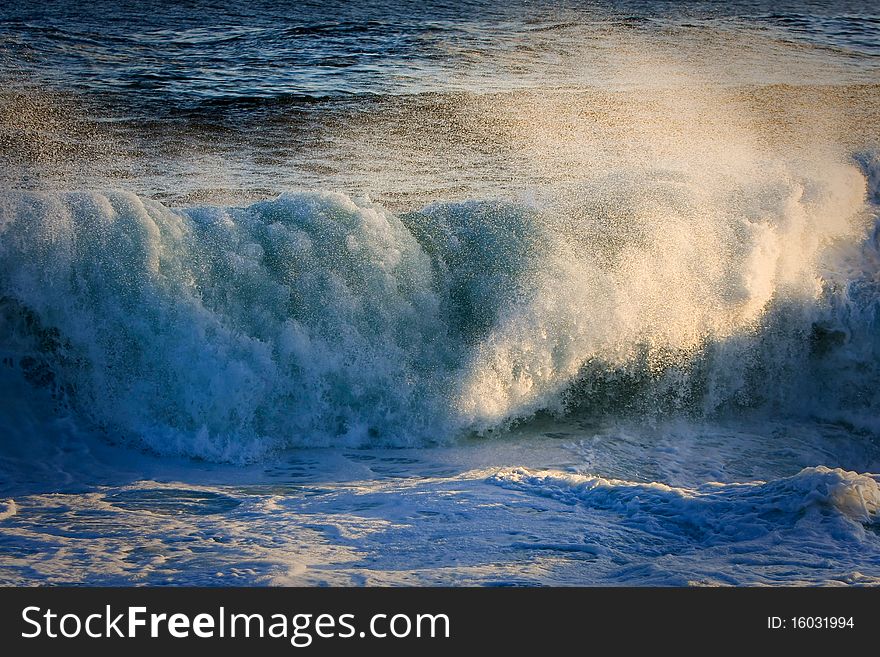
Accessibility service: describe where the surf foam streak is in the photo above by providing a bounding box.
[0,499,16,521]
[488,465,880,544]
[0,152,877,461]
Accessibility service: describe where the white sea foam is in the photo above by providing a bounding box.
[0,499,16,521]
[0,148,877,461]
[0,435,877,586]
[489,465,880,539]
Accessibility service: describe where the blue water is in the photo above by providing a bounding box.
[2,0,879,103]
[0,0,879,585]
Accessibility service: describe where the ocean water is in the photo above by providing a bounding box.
[1,0,879,585]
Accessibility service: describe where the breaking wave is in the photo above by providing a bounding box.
[0,150,878,461]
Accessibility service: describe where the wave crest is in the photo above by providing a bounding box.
[0,153,878,460]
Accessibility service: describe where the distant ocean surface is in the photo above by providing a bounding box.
[0,0,879,586]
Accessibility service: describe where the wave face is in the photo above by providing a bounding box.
[0,149,878,461]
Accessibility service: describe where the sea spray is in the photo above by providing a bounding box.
[0,150,876,461]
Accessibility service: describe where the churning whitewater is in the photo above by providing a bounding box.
[1,152,879,461]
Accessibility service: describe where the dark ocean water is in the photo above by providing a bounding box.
[0,0,878,208]
[2,1,879,103]
[0,0,880,96]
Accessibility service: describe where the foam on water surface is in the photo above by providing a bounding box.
[0,416,877,585]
